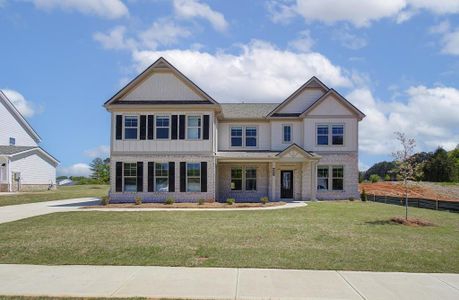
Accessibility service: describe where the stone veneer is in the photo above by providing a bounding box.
[109,154,216,203]
[8,183,56,192]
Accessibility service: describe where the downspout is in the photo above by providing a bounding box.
[7,158,11,192]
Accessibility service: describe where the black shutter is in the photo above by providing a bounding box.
[147,115,154,140]
[115,162,122,192]
[180,162,186,192]
[179,115,186,140]
[140,115,146,140]
[201,162,207,192]
[171,115,178,140]
[137,162,143,192]
[169,162,175,192]
[148,162,154,192]
[115,115,122,140]
[203,115,210,140]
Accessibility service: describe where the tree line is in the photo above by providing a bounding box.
[57,157,110,185]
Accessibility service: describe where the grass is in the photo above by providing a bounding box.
[0,297,149,300]
[0,185,109,207]
[0,201,458,272]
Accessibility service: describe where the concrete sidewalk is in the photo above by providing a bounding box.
[0,264,458,299]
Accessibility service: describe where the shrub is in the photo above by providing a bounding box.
[198,198,205,205]
[384,174,391,181]
[260,196,269,204]
[135,196,142,206]
[369,174,381,183]
[165,197,175,205]
[226,198,235,205]
[361,189,367,202]
[349,197,355,202]
[101,196,109,206]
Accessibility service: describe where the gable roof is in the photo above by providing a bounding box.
[0,91,41,143]
[266,76,329,118]
[0,145,59,166]
[104,57,219,107]
[276,143,321,159]
[219,103,277,119]
[299,89,366,120]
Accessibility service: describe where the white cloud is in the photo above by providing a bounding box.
[31,0,128,19]
[57,163,91,177]
[131,40,352,102]
[429,20,450,34]
[348,85,459,156]
[93,26,135,50]
[441,30,459,55]
[267,0,298,24]
[84,145,110,158]
[408,0,459,15]
[173,0,228,32]
[1,89,40,117]
[332,27,367,49]
[288,30,315,52]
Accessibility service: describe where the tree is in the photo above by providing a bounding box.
[364,161,396,180]
[89,157,110,184]
[448,148,459,182]
[392,132,422,220]
[423,148,454,182]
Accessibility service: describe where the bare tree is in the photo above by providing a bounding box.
[392,132,422,220]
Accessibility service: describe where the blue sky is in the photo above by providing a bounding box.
[1,0,459,176]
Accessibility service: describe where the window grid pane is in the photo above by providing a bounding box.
[187,163,201,192]
[245,168,257,191]
[317,166,329,191]
[231,127,243,147]
[156,116,170,139]
[317,125,329,145]
[124,163,137,192]
[332,125,344,145]
[332,166,344,190]
[187,116,201,139]
[283,126,291,142]
[231,168,242,191]
[124,116,138,139]
[245,127,257,147]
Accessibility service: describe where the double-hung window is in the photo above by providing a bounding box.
[332,125,344,145]
[231,127,243,147]
[332,166,344,190]
[187,116,201,140]
[245,127,257,147]
[123,163,137,192]
[231,168,242,191]
[124,116,138,140]
[156,116,170,139]
[317,125,329,145]
[245,168,257,191]
[317,166,329,191]
[186,163,201,192]
[155,163,169,192]
[283,125,291,143]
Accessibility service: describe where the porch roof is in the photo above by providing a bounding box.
[216,144,320,162]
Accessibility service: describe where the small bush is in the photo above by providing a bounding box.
[198,198,205,205]
[384,174,391,181]
[349,197,355,202]
[361,189,367,202]
[260,197,269,204]
[165,197,175,205]
[135,196,142,206]
[226,198,235,205]
[369,174,381,183]
[101,196,109,206]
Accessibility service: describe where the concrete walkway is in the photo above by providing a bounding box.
[0,198,305,224]
[0,264,457,299]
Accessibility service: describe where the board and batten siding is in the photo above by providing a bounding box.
[303,118,358,152]
[217,122,271,151]
[270,121,304,151]
[9,152,56,185]
[277,88,324,114]
[0,99,37,146]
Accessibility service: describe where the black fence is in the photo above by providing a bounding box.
[369,194,459,213]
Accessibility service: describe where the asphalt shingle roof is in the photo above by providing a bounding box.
[0,146,37,155]
[220,103,277,119]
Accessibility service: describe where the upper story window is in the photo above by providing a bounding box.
[282,125,291,143]
[245,127,257,147]
[124,116,138,140]
[123,163,137,192]
[186,163,201,192]
[187,116,201,140]
[155,163,169,192]
[317,124,345,146]
[332,125,344,145]
[231,127,243,147]
[317,125,329,145]
[156,116,170,139]
[9,137,16,146]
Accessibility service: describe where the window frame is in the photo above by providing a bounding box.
[245,167,257,191]
[123,162,137,192]
[186,115,202,140]
[282,124,292,144]
[332,124,344,146]
[316,124,345,146]
[155,115,171,140]
[230,126,243,148]
[124,115,139,140]
[317,165,345,191]
[186,162,201,192]
[231,167,243,191]
[245,126,258,148]
[154,162,169,192]
[332,166,344,191]
[317,166,329,191]
[9,137,16,146]
[316,124,329,146]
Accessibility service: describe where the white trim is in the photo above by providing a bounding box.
[315,123,346,147]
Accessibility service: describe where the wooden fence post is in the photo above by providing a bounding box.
[373,193,376,202]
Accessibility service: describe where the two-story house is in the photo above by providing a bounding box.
[105,57,365,202]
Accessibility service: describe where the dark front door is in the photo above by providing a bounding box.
[280,170,294,199]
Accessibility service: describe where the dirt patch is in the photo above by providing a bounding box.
[87,201,286,209]
[390,217,435,227]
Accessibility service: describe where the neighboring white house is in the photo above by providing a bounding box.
[105,57,365,202]
[0,91,59,192]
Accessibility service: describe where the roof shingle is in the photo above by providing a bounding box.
[219,103,277,119]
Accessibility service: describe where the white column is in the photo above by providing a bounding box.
[301,162,308,200]
[270,162,276,201]
[310,161,317,201]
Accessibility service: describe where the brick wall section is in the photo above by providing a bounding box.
[316,152,359,200]
[110,154,215,202]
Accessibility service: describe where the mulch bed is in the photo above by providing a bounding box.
[390,216,435,227]
[86,201,286,209]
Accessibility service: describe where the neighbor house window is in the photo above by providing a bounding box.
[317,166,329,191]
[282,125,291,143]
[231,127,243,147]
[245,127,257,147]
[231,167,242,191]
[332,166,344,190]
[123,163,137,192]
[317,125,328,145]
[245,168,257,191]
[124,116,138,140]
[156,116,170,139]
[187,116,201,140]
[186,163,201,192]
[332,125,344,145]
[9,137,15,146]
[155,163,169,192]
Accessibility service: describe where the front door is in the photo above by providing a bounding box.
[280,170,294,199]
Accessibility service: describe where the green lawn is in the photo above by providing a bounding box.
[0,185,109,207]
[0,201,458,272]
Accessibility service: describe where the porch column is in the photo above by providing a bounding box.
[301,162,309,200]
[310,161,317,201]
[270,162,276,201]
